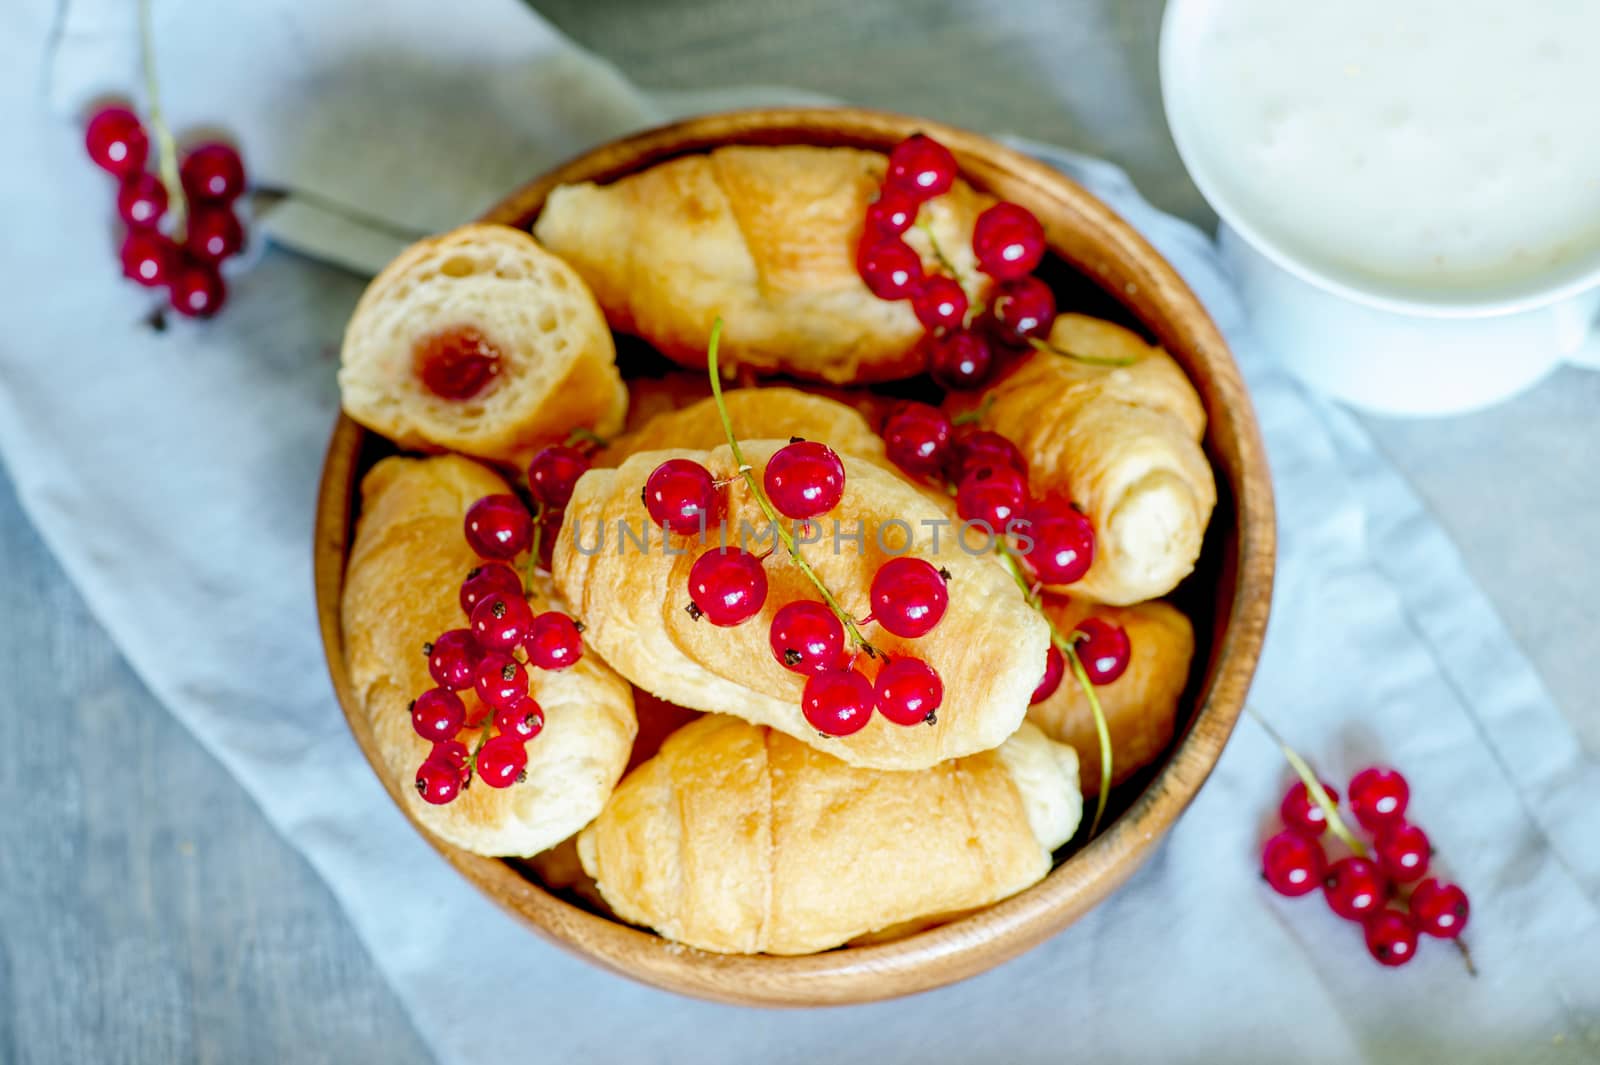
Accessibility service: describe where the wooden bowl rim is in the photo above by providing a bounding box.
[314,106,1276,1007]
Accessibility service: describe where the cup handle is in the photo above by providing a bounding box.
[1561,293,1600,370]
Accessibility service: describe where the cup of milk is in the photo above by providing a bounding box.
[1160,0,1600,415]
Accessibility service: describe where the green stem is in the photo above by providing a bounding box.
[523,501,547,589]
[916,216,960,278]
[705,319,880,657]
[565,426,611,451]
[995,544,1113,836]
[1026,336,1136,368]
[916,217,984,322]
[950,393,994,427]
[138,0,187,241]
[1243,705,1368,858]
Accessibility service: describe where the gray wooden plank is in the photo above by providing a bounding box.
[0,468,431,1065]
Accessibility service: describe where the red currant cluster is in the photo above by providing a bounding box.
[857,134,1056,392]
[412,444,593,805]
[643,432,952,738]
[1263,766,1471,968]
[85,105,247,318]
[873,409,1122,696]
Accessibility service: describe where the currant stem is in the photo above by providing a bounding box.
[1453,938,1478,978]
[1063,637,1112,837]
[564,426,611,451]
[994,544,1112,836]
[950,393,994,427]
[1026,336,1137,369]
[138,0,187,240]
[705,318,880,657]
[523,501,547,590]
[916,216,960,279]
[1243,705,1369,859]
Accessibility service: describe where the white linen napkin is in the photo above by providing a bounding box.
[5,2,1598,1062]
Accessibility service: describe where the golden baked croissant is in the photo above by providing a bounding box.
[1027,596,1195,794]
[598,387,888,470]
[342,454,636,856]
[532,145,996,383]
[578,715,1080,954]
[552,442,1050,771]
[339,224,628,466]
[957,313,1216,605]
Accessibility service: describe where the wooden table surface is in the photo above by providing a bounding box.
[5,1,1596,1061]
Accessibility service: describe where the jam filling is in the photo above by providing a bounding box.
[414,326,501,400]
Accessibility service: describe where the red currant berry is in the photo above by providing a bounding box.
[474,651,528,712]
[470,592,534,652]
[427,628,481,690]
[415,326,500,401]
[415,756,463,805]
[411,688,466,742]
[765,440,845,520]
[1374,821,1431,882]
[1261,829,1327,897]
[873,657,943,726]
[885,133,958,200]
[1410,879,1470,938]
[856,236,925,300]
[973,202,1046,281]
[801,668,875,736]
[1031,645,1064,704]
[768,600,845,676]
[955,463,1027,531]
[1017,499,1094,584]
[688,548,768,626]
[864,189,918,236]
[180,142,246,203]
[911,275,968,332]
[989,276,1056,343]
[186,206,244,264]
[1324,857,1388,921]
[476,734,529,788]
[926,328,994,391]
[948,427,1026,481]
[1349,767,1410,830]
[463,494,532,559]
[869,556,949,638]
[116,172,168,228]
[169,260,226,318]
[525,611,584,670]
[528,445,590,509]
[494,696,545,741]
[430,740,470,775]
[459,563,523,615]
[119,229,177,287]
[881,401,953,478]
[85,107,148,177]
[1280,780,1340,837]
[1072,617,1130,685]
[643,458,718,534]
[1364,909,1419,967]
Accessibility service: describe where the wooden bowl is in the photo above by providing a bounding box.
[314,107,1275,1006]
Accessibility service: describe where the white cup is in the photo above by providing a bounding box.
[1159,0,1600,417]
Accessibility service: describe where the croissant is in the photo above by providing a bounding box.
[598,387,888,470]
[339,224,628,467]
[957,313,1216,605]
[342,455,636,856]
[1027,597,1195,794]
[578,715,1081,954]
[552,442,1050,771]
[532,145,996,384]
